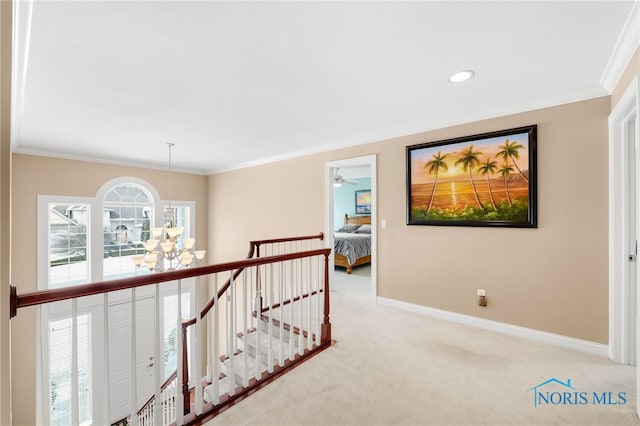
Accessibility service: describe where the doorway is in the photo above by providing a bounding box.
[609,75,639,416]
[325,155,377,301]
[609,75,639,367]
[108,296,156,421]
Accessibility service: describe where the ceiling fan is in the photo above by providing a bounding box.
[333,168,358,187]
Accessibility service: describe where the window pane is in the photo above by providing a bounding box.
[164,206,190,250]
[163,293,191,379]
[49,314,91,426]
[49,204,89,289]
[159,205,196,270]
[166,206,188,230]
[103,184,152,280]
[104,184,151,204]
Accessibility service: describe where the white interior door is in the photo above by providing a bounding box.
[609,75,640,418]
[609,76,640,367]
[108,296,155,422]
[627,117,638,366]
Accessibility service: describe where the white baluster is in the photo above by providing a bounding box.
[206,278,213,385]
[267,264,273,373]
[307,257,312,351]
[71,299,79,426]
[232,272,237,357]
[298,259,303,355]
[279,262,284,366]
[195,276,202,415]
[169,380,175,425]
[103,293,111,425]
[212,274,220,403]
[255,267,261,380]
[242,271,248,387]
[162,387,166,426]
[130,288,139,426]
[289,261,294,360]
[175,280,183,426]
[316,255,322,346]
[228,271,235,396]
[164,386,168,426]
[154,284,161,426]
[225,283,230,369]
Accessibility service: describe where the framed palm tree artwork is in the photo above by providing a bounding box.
[406,125,537,227]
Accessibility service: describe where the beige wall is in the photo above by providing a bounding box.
[208,158,327,262]
[209,96,611,345]
[377,99,609,343]
[611,45,640,107]
[10,154,208,425]
[0,2,11,425]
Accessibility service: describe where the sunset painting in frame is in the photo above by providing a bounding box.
[407,125,537,227]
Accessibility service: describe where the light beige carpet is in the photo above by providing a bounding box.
[208,266,638,425]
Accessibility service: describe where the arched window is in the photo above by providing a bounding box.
[102,183,154,280]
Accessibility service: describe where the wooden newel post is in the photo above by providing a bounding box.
[181,322,190,415]
[9,285,16,318]
[253,243,263,313]
[321,252,331,345]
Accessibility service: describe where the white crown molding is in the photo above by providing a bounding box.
[206,139,373,175]
[600,0,640,93]
[207,85,608,176]
[377,297,608,357]
[10,146,208,175]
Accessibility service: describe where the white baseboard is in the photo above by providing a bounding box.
[376,296,608,357]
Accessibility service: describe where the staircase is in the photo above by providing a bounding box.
[138,233,332,425]
[11,232,331,426]
[204,300,321,406]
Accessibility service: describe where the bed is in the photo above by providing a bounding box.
[334,213,372,274]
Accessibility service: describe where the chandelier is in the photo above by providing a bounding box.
[131,143,206,272]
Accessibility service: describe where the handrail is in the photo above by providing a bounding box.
[250,232,324,247]
[11,231,330,426]
[9,248,330,318]
[260,289,321,313]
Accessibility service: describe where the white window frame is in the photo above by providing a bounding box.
[37,177,199,425]
[38,195,93,294]
[95,177,162,282]
[45,310,94,426]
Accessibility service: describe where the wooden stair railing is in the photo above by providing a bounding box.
[179,232,324,415]
[10,232,331,426]
[137,370,178,424]
[182,232,324,329]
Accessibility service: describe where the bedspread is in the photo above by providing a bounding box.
[334,232,371,265]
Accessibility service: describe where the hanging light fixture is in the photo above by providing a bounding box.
[131,143,206,271]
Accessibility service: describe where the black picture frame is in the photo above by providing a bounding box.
[406,125,537,228]
[355,189,372,215]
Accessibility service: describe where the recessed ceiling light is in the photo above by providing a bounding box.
[449,70,475,83]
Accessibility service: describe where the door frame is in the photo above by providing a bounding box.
[325,155,377,301]
[609,75,639,367]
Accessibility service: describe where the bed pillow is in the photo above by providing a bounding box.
[354,224,371,234]
[337,224,360,233]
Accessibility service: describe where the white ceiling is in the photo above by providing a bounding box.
[10,1,638,175]
[337,165,370,180]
